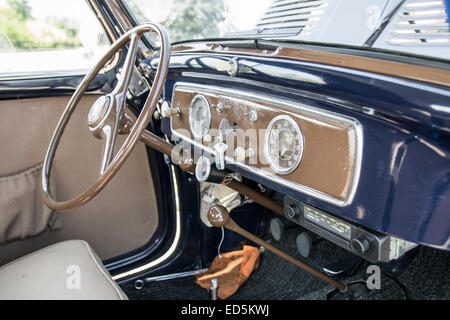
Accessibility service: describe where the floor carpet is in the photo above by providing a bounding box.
[120,227,450,300]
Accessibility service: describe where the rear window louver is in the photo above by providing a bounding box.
[255,0,328,36]
[388,0,450,46]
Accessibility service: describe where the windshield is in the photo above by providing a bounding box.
[127,0,450,61]
[127,0,272,42]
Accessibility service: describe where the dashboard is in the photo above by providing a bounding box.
[154,49,450,254]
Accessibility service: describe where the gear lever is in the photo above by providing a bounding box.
[207,205,347,292]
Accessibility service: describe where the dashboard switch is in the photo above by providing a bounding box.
[234,147,254,163]
[214,141,228,170]
[161,101,180,118]
[351,236,370,254]
[249,110,258,122]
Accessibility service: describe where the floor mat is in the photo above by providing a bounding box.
[120,227,450,300]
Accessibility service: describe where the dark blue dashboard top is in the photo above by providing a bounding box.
[151,51,450,250]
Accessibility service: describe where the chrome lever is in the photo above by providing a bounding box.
[213,132,228,170]
[214,142,227,170]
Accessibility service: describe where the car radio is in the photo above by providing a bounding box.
[284,196,417,263]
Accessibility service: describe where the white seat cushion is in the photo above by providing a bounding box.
[0,240,127,300]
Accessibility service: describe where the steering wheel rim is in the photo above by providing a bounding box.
[41,23,170,211]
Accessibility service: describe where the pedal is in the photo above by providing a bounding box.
[323,255,364,277]
[269,217,285,242]
[296,231,313,258]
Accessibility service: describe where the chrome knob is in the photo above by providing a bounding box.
[160,101,180,118]
[285,205,300,219]
[351,236,370,254]
[249,110,258,122]
[234,147,254,162]
[214,142,228,170]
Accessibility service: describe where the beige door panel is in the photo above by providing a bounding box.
[0,95,158,265]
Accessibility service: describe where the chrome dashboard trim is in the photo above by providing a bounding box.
[170,82,363,207]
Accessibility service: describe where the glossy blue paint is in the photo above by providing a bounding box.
[148,52,450,250]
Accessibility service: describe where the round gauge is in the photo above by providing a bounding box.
[189,95,211,139]
[264,115,304,175]
[195,155,211,182]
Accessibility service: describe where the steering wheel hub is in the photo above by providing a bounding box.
[88,95,111,128]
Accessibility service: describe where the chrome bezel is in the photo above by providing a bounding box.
[189,94,211,139]
[264,115,304,175]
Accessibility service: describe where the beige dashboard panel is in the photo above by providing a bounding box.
[170,84,362,204]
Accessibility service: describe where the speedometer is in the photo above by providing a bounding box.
[264,115,304,175]
[189,95,211,139]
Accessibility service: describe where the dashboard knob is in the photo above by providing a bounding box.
[351,236,370,254]
[285,205,300,219]
[214,141,228,170]
[249,110,258,122]
[160,101,180,118]
[234,147,254,162]
[214,103,224,113]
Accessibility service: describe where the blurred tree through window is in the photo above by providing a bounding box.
[128,0,226,43]
[163,0,226,42]
[0,0,81,50]
[126,0,270,43]
[0,0,109,75]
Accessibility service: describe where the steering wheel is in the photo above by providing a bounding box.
[41,23,170,211]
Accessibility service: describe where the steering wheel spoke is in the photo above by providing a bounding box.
[112,32,139,98]
[99,124,117,175]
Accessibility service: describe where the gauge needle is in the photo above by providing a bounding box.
[279,131,294,158]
